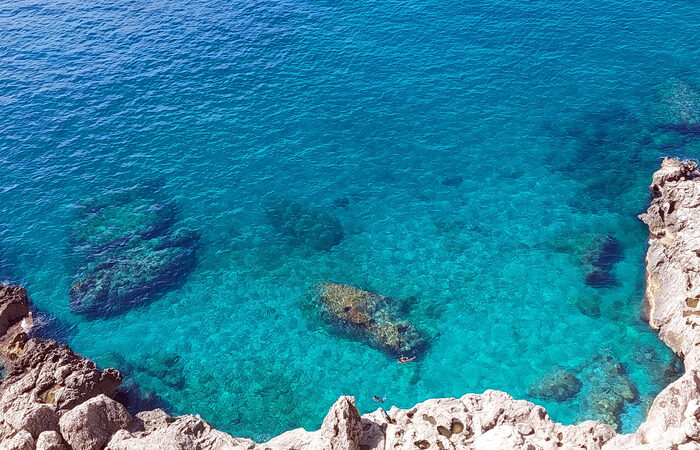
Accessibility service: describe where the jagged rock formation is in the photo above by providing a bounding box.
[310,282,427,357]
[0,286,256,450]
[5,158,700,448]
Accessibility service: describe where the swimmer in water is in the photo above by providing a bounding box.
[373,395,386,403]
[398,356,416,363]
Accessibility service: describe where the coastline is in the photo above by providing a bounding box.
[1,158,699,449]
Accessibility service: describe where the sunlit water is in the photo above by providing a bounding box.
[1,0,699,441]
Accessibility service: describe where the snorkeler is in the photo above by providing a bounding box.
[398,356,416,363]
[373,395,386,403]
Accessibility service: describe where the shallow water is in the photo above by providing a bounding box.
[1,0,700,440]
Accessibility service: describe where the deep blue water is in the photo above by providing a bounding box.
[1,0,699,441]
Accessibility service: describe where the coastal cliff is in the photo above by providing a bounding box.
[2,158,700,449]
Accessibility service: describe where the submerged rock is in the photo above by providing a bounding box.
[528,367,582,402]
[583,235,622,289]
[584,269,618,289]
[333,196,350,208]
[580,352,638,430]
[442,175,464,187]
[584,235,623,272]
[310,282,427,357]
[265,198,344,251]
[135,350,186,390]
[70,187,179,257]
[655,78,700,135]
[70,230,199,317]
[69,187,199,317]
[570,294,601,319]
[552,233,623,289]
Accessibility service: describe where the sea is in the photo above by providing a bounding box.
[1,0,699,441]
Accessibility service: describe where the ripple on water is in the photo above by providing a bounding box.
[1,0,699,441]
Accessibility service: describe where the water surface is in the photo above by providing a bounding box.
[1,0,699,440]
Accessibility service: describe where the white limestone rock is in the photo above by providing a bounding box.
[262,396,362,450]
[105,413,255,450]
[0,430,35,450]
[58,394,132,450]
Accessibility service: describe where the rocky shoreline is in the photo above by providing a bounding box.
[2,158,700,449]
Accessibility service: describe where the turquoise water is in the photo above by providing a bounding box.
[1,0,700,440]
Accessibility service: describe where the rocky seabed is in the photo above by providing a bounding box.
[2,158,700,449]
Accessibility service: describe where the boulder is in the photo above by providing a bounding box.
[310,282,427,357]
[105,413,255,450]
[36,431,67,450]
[58,395,132,450]
[0,394,59,439]
[0,431,34,450]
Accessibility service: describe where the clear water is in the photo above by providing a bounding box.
[1,0,699,441]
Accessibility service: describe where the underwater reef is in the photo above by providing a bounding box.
[68,187,199,317]
[579,352,639,431]
[551,233,624,289]
[3,159,700,448]
[309,281,427,357]
[582,235,624,289]
[527,367,583,403]
[265,197,345,251]
[655,78,700,135]
[526,350,640,431]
